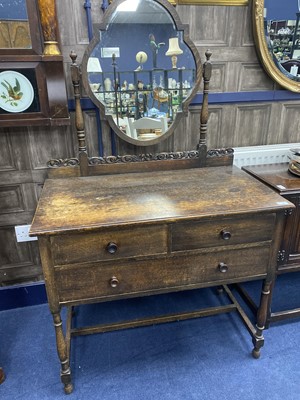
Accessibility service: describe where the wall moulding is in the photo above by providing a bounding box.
[170,0,248,5]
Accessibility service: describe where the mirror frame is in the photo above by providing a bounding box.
[253,0,300,93]
[81,0,202,146]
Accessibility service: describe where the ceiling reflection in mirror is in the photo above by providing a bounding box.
[265,0,300,82]
[84,0,199,144]
[0,0,31,49]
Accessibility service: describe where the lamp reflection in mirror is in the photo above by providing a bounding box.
[165,37,183,69]
[87,57,102,92]
[117,0,140,12]
[135,51,148,71]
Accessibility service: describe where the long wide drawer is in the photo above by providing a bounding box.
[51,225,168,265]
[171,214,275,252]
[55,245,271,304]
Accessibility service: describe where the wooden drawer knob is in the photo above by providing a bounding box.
[106,242,118,254]
[220,230,231,240]
[110,276,119,288]
[218,262,228,273]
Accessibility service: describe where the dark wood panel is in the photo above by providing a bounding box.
[0,227,41,285]
[0,185,24,214]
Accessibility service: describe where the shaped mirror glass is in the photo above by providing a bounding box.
[0,0,31,49]
[81,0,202,146]
[253,0,300,92]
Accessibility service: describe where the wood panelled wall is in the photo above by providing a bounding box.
[1,1,300,286]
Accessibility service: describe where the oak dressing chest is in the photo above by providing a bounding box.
[29,0,294,393]
[30,165,293,393]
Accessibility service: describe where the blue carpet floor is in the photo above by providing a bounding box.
[0,274,300,400]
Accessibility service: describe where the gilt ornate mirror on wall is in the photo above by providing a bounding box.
[253,0,300,92]
[81,0,202,146]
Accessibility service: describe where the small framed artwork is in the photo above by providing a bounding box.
[0,62,48,126]
[0,60,69,127]
[0,69,39,114]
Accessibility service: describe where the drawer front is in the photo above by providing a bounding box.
[51,225,168,265]
[171,214,275,252]
[55,245,270,304]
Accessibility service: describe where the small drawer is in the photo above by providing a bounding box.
[55,245,270,304]
[171,214,275,252]
[51,225,168,265]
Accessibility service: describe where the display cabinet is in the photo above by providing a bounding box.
[93,65,195,123]
[268,20,294,60]
[291,12,300,58]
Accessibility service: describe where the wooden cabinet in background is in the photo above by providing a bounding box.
[243,163,300,324]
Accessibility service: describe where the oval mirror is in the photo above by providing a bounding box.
[253,0,300,92]
[81,0,202,146]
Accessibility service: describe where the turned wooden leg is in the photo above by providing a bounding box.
[252,280,271,359]
[264,279,275,329]
[53,312,73,394]
[0,368,5,384]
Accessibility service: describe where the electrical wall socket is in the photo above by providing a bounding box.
[15,225,38,242]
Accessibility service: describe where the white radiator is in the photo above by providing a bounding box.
[233,143,300,168]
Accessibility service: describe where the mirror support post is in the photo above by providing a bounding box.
[70,51,89,177]
[198,50,212,164]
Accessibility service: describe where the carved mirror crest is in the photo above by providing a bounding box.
[253,0,300,92]
[81,0,202,146]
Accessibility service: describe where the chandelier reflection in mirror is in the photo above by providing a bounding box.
[81,0,202,146]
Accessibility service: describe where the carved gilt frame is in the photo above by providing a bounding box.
[253,0,300,93]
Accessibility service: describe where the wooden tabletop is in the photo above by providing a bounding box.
[243,163,300,195]
[30,166,293,236]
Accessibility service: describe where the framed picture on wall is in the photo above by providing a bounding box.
[0,61,68,127]
[0,0,69,127]
[0,69,40,114]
